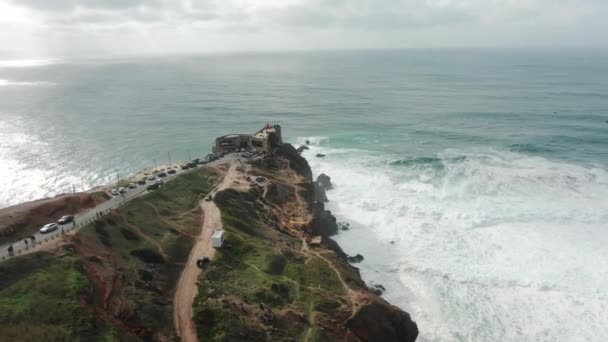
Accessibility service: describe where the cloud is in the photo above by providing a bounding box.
[1,0,607,57]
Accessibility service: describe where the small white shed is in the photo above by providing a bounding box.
[211,230,225,248]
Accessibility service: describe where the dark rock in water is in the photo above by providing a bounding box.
[308,203,339,236]
[347,254,364,263]
[390,241,395,245]
[368,287,382,296]
[313,182,328,203]
[346,301,419,342]
[338,222,349,231]
[316,154,326,158]
[316,173,332,190]
[296,145,310,153]
[367,283,386,296]
[305,140,310,145]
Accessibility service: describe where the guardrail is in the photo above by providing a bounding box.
[1,208,114,262]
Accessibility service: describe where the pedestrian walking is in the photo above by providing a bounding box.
[8,245,14,256]
[24,239,28,245]
[30,235,36,243]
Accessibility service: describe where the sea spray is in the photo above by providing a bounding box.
[299,137,608,342]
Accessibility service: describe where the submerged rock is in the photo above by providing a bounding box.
[296,145,310,153]
[338,222,350,231]
[347,254,364,263]
[316,153,326,158]
[316,173,332,190]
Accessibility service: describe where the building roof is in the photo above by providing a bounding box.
[212,230,224,238]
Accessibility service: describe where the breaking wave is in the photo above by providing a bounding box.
[299,137,608,342]
[0,79,55,87]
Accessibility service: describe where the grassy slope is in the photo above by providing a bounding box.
[0,168,217,341]
[193,189,361,342]
[0,253,97,341]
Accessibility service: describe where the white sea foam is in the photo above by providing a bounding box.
[299,138,608,341]
[0,58,59,68]
[0,79,55,87]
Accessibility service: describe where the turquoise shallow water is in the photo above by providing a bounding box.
[1,49,608,341]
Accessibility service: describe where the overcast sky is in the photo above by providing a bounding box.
[1,0,607,58]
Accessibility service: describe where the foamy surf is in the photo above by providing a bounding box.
[0,79,55,87]
[298,137,608,342]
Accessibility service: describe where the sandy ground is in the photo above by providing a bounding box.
[173,162,243,342]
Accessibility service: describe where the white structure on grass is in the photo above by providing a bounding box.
[212,230,225,248]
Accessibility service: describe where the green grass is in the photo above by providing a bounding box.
[0,168,218,341]
[194,188,354,341]
[0,253,99,341]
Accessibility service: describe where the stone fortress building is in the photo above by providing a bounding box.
[212,123,283,155]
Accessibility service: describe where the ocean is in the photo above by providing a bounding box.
[1,49,607,341]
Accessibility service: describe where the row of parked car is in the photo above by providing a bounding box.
[39,215,74,234]
[108,155,216,197]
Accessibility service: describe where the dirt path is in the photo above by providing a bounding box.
[173,162,241,342]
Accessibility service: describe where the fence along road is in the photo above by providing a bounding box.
[0,164,201,261]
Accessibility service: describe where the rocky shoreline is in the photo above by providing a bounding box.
[288,143,420,341]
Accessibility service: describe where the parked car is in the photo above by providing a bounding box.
[111,189,119,196]
[58,215,74,225]
[181,164,189,170]
[196,256,210,269]
[147,184,160,191]
[137,179,147,185]
[147,175,156,181]
[187,162,197,168]
[40,223,58,234]
[157,172,167,178]
[128,183,137,189]
[167,169,176,175]
[205,195,213,202]
[156,179,164,185]
[255,176,266,182]
[119,187,127,194]
[249,181,257,187]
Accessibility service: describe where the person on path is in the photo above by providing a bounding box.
[8,245,14,256]
[24,239,28,245]
[61,228,65,234]
[30,235,36,243]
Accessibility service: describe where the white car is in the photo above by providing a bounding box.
[147,175,156,181]
[128,183,137,189]
[40,223,58,234]
[111,189,119,196]
[119,187,127,194]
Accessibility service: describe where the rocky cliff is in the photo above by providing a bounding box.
[195,144,418,341]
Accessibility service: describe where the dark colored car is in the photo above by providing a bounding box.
[147,184,160,191]
[167,169,176,175]
[187,162,197,168]
[137,179,147,185]
[157,172,167,178]
[196,256,210,269]
[58,215,74,224]
[181,165,189,170]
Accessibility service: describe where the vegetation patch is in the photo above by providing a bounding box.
[194,187,356,341]
[0,254,102,340]
[130,248,165,264]
[0,168,218,341]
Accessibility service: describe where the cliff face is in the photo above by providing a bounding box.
[195,144,418,341]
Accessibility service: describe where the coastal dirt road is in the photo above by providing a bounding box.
[173,162,243,342]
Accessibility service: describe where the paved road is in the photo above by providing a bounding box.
[0,152,261,262]
[0,163,202,261]
[0,152,260,262]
